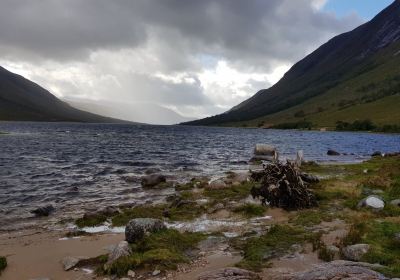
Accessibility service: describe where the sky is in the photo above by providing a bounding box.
[0,0,394,124]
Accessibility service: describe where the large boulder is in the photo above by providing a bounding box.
[342,244,370,261]
[198,267,261,280]
[125,218,166,243]
[358,196,385,210]
[30,205,55,217]
[390,199,400,207]
[106,241,132,266]
[253,144,278,161]
[141,174,167,187]
[278,260,387,280]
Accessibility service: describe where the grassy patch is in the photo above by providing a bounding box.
[111,205,165,226]
[233,204,266,218]
[291,209,333,227]
[76,214,108,228]
[234,225,310,271]
[0,256,6,274]
[105,229,205,276]
[204,181,255,201]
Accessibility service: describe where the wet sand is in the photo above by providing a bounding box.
[0,230,123,280]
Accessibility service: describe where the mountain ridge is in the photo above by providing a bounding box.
[184,0,400,128]
[0,66,129,123]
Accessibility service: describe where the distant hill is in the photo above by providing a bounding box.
[66,98,194,125]
[184,0,400,129]
[0,66,128,123]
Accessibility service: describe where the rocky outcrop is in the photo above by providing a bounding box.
[342,244,370,261]
[279,260,388,280]
[207,179,228,190]
[198,267,261,280]
[141,174,167,187]
[125,218,166,243]
[30,205,55,217]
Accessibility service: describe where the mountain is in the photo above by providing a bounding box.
[184,0,400,128]
[66,98,194,125]
[0,66,128,123]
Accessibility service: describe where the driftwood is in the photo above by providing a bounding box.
[250,161,317,210]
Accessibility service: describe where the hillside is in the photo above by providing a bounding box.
[184,0,400,129]
[0,66,127,123]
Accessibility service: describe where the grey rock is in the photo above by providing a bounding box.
[278,260,387,280]
[141,174,166,187]
[207,202,225,214]
[125,218,166,243]
[152,269,161,276]
[358,195,385,210]
[107,241,132,265]
[207,179,228,190]
[61,256,88,271]
[127,270,136,278]
[30,205,55,217]
[371,151,382,157]
[394,232,400,242]
[327,149,340,156]
[342,244,370,261]
[198,267,261,280]
[390,199,400,207]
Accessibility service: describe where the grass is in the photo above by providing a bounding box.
[290,209,333,227]
[0,256,6,274]
[234,225,311,271]
[75,214,108,228]
[233,203,266,218]
[105,228,205,276]
[204,181,255,201]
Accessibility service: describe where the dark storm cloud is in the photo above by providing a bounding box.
[0,0,361,70]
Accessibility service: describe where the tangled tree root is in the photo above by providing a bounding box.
[250,161,318,210]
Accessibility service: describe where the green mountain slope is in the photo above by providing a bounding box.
[184,0,400,128]
[0,66,127,123]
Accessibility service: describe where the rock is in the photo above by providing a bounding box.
[198,267,261,280]
[342,244,370,261]
[253,144,278,161]
[300,173,320,183]
[152,269,161,276]
[141,174,167,187]
[358,196,385,210]
[394,232,400,242]
[327,149,340,156]
[125,218,166,243]
[106,241,132,265]
[278,260,387,280]
[207,202,225,214]
[390,199,400,207]
[30,205,55,217]
[61,256,88,271]
[145,168,162,174]
[225,172,249,185]
[207,179,228,190]
[371,151,382,157]
[127,270,136,278]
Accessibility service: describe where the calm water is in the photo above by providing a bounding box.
[1,122,400,230]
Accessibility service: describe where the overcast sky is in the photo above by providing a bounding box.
[0,0,393,124]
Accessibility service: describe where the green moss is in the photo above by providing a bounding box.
[75,214,108,228]
[318,244,335,262]
[233,203,266,218]
[112,205,165,226]
[204,181,255,201]
[0,256,6,274]
[105,229,205,276]
[234,225,309,271]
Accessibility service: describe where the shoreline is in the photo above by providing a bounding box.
[1,155,400,279]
